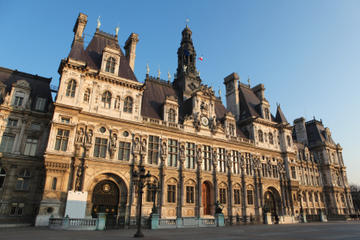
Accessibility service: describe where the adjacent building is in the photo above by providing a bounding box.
[0,67,53,224]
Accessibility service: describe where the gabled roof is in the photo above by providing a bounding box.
[275,105,288,123]
[0,66,53,111]
[238,84,261,119]
[68,30,138,82]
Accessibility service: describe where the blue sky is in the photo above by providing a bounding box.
[1,0,359,184]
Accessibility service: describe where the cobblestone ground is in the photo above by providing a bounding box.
[0,221,359,240]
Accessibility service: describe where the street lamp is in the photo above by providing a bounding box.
[147,180,160,214]
[133,166,151,238]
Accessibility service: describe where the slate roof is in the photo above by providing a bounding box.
[0,66,53,111]
[305,120,336,146]
[68,30,138,82]
[275,105,288,124]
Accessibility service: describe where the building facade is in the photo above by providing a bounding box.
[0,67,53,224]
[30,13,353,226]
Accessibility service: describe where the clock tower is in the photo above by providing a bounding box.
[173,25,201,100]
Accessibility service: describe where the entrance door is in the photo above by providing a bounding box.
[264,191,278,223]
[202,182,211,215]
[92,180,119,228]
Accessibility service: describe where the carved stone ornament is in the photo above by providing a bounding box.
[196,147,203,164]
[109,132,117,158]
[226,153,232,169]
[141,138,147,155]
[193,114,201,131]
[179,143,186,160]
[133,137,141,154]
[160,141,167,160]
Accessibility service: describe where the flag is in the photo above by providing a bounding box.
[198,56,203,61]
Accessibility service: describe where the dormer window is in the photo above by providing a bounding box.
[66,79,76,97]
[264,108,270,120]
[124,96,133,113]
[168,108,176,122]
[258,130,264,142]
[101,91,112,108]
[35,97,46,111]
[105,57,116,73]
[13,91,25,106]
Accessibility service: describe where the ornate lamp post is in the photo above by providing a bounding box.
[148,181,160,214]
[132,166,151,238]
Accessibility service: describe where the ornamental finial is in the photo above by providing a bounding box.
[146,64,150,75]
[157,67,161,79]
[115,25,119,37]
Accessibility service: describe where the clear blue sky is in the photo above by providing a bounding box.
[1,0,359,184]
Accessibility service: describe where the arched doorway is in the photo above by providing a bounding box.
[202,181,213,215]
[92,180,119,217]
[263,187,282,224]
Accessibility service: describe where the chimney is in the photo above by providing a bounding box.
[224,72,240,120]
[124,33,139,71]
[72,13,88,46]
[252,84,265,100]
[294,117,308,145]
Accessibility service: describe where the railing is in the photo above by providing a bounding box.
[156,217,217,229]
[49,217,98,230]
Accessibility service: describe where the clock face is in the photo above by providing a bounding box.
[201,116,209,126]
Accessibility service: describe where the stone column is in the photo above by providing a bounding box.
[158,139,167,218]
[212,148,218,208]
[177,142,185,218]
[240,153,247,222]
[196,145,203,218]
[226,151,233,224]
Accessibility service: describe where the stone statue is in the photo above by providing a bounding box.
[76,128,85,143]
[146,64,150,75]
[141,139,147,154]
[133,137,141,153]
[109,133,117,157]
[161,141,167,156]
[115,25,119,36]
[86,129,93,144]
[75,166,83,191]
[97,16,101,29]
[179,144,185,159]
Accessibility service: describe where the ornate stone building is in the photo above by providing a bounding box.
[33,13,354,226]
[0,67,53,224]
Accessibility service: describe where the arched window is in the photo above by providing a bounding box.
[66,80,77,97]
[168,108,176,122]
[258,130,263,142]
[101,91,112,108]
[269,133,274,144]
[124,96,133,113]
[264,108,270,120]
[52,177,57,190]
[105,57,116,73]
[0,168,6,188]
[83,88,90,102]
[287,135,291,146]
[16,169,31,190]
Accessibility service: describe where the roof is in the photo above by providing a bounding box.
[0,66,53,111]
[275,105,288,123]
[141,77,177,120]
[305,120,336,145]
[68,30,138,82]
[238,84,260,119]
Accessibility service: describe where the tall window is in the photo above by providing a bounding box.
[269,133,274,144]
[258,130,263,142]
[148,136,159,164]
[232,150,240,174]
[24,138,38,156]
[66,80,76,97]
[167,185,176,203]
[168,108,176,122]
[186,186,195,203]
[94,137,108,158]
[168,139,178,167]
[35,97,46,111]
[54,129,69,151]
[0,168,6,189]
[13,91,25,106]
[118,142,131,161]
[218,148,226,173]
[16,169,31,190]
[10,203,24,216]
[83,88,90,102]
[146,186,156,202]
[101,91,112,108]
[7,118,18,127]
[219,188,227,204]
[265,108,270,120]
[124,96,133,113]
[291,166,296,179]
[186,142,196,169]
[52,177,57,190]
[105,57,116,73]
[247,189,254,205]
[0,134,15,153]
[287,135,291,146]
[234,189,241,205]
[203,145,212,171]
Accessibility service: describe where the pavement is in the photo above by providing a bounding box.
[0,221,359,240]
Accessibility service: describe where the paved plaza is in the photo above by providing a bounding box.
[0,221,359,240]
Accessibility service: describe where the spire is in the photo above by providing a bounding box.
[275,104,288,124]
